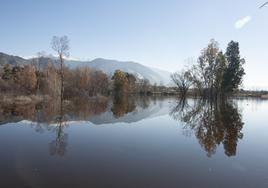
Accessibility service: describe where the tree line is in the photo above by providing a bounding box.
[0,36,170,100]
[0,60,163,98]
[0,37,246,100]
[171,39,245,99]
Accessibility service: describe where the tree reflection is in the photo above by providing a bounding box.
[0,97,109,124]
[170,99,244,157]
[48,117,68,157]
[0,96,108,156]
[111,94,136,118]
[48,98,68,157]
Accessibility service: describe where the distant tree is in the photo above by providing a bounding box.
[17,65,37,93]
[222,41,245,93]
[89,70,109,96]
[41,62,61,96]
[138,79,150,95]
[152,83,158,93]
[32,52,46,94]
[11,66,22,84]
[76,67,91,93]
[59,66,109,98]
[51,36,70,99]
[1,65,23,93]
[0,77,9,92]
[112,70,129,94]
[97,71,109,94]
[126,73,137,93]
[2,64,13,80]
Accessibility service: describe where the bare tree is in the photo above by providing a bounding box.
[51,36,70,99]
[32,51,46,94]
[171,70,192,98]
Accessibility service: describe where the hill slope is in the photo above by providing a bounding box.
[0,52,171,85]
[65,58,171,85]
[0,52,29,66]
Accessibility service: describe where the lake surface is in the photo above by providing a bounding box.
[0,96,268,188]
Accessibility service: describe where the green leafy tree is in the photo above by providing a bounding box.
[112,70,129,94]
[2,64,13,80]
[222,41,245,93]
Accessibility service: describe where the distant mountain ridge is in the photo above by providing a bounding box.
[0,52,171,85]
[0,52,28,66]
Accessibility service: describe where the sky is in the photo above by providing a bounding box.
[0,0,267,89]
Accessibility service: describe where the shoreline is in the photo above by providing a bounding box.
[1,91,268,106]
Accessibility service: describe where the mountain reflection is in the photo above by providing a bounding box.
[0,96,245,158]
[0,96,166,129]
[0,97,109,126]
[170,99,244,157]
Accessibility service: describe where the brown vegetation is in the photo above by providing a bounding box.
[0,62,172,102]
[171,40,246,99]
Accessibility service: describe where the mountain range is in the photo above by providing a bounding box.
[0,52,171,85]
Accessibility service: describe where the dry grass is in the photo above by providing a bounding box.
[0,94,47,105]
[14,96,32,104]
[261,95,268,99]
[0,95,14,104]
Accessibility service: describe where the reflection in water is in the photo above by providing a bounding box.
[49,122,68,157]
[49,99,68,157]
[0,97,110,157]
[0,97,109,126]
[1,97,268,188]
[0,96,167,126]
[111,95,136,118]
[170,99,244,157]
[46,97,109,157]
[0,96,245,158]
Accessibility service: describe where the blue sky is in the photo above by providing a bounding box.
[0,0,267,89]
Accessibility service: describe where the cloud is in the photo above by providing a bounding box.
[22,55,37,59]
[235,16,251,29]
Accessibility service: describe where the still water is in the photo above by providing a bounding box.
[0,96,268,188]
